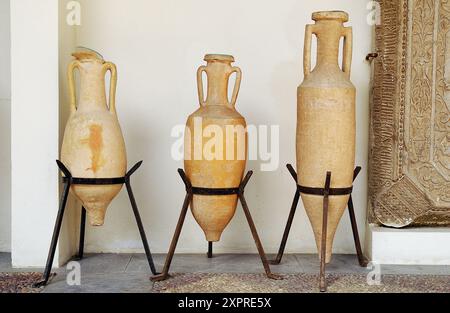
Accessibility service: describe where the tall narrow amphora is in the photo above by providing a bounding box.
[184,54,247,242]
[297,11,355,263]
[61,51,127,226]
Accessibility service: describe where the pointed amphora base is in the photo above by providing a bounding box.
[302,194,350,263]
[191,195,238,242]
[71,184,123,226]
[82,201,111,226]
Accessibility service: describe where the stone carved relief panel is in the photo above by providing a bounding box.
[369,0,450,227]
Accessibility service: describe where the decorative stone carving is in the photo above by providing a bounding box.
[369,0,450,227]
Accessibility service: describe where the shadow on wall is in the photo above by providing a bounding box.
[0,0,11,252]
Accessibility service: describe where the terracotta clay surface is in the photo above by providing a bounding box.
[296,11,355,263]
[61,51,127,226]
[184,54,247,242]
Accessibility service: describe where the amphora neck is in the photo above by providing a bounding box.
[200,54,238,107]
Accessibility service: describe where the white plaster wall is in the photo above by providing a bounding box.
[10,0,62,267]
[9,0,79,267]
[0,0,11,252]
[72,0,372,255]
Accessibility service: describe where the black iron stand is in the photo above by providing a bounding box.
[34,160,158,288]
[151,169,282,281]
[270,164,368,292]
[207,241,213,258]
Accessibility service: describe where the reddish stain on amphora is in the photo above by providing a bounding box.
[82,124,104,173]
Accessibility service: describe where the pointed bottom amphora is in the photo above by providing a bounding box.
[302,194,350,263]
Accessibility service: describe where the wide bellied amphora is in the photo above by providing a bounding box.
[184,54,247,242]
[297,11,356,263]
[61,51,127,226]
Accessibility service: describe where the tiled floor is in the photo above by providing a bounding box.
[0,252,448,293]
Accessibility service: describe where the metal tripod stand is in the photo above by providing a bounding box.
[270,164,368,292]
[34,160,158,287]
[151,169,282,281]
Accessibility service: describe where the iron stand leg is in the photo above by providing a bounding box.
[76,207,86,260]
[207,242,213,258]
[271,164,300,265]
[348,195,368,267]
[319,172,331,292]
[33,179,71,288]
[151,169,192,282]
[238,171,282,280]
[348,166,368,267]
[125,173,158,275]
